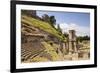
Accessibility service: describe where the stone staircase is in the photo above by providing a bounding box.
[21,41,46,62]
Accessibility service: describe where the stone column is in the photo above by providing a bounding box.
[62,43,66,54]
[68,30,77,53]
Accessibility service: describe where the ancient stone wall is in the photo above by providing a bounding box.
[21,10,37,18]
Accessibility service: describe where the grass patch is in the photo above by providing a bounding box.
[41,42,60,61]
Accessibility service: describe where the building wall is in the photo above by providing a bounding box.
[21,10,37,17]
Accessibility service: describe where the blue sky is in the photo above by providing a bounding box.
[37,10,90,36]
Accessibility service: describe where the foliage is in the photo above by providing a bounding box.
[42,14,56,28]
[57,24,62,33]
[77,35,90,42]
[42,14,50,23]
[63,33,69,37]
[49,16,56,27]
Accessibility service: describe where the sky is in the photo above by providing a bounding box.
[37,10,90,36]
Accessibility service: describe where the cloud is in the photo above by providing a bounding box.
[59,23,90,36]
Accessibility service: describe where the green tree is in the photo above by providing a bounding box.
[42,14,57,28]
[57,24,62,33]
[42,14,50,23]
[77,35,90,42]
[49,16,56,27]
[63,33,68,37]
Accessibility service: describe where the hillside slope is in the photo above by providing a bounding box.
[21,15,65,63]
[21,15,66,42]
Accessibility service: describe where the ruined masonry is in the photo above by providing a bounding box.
[68,30,77,53]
